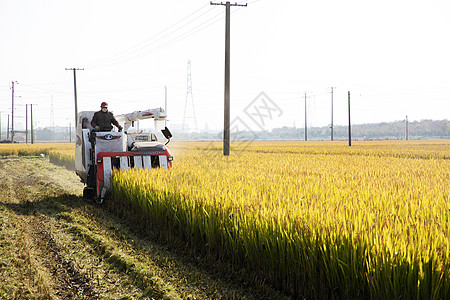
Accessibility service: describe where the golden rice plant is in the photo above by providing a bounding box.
[0,142,74,157]
[111,140,450,298]
[0,143,75,169]
[48,149,75,170]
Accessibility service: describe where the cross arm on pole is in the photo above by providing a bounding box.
[210,1,247,7]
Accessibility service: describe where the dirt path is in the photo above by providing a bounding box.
[0,156,288,299]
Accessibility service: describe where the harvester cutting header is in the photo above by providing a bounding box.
[75,102,173,203]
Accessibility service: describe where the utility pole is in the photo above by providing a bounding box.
[331,87,334,141]
[405,115,409,140]
[65,68,84,127]
[11,81,18,142]
[7,115,10,141]
[348,91,351,147]
[211,1,247,156]
[30,104,34,144]
[26,104,28,144]
[304,92,307,141]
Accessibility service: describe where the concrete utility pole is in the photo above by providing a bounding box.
[211,1,247,156]
[65,68,84,127]
[26,104,28,144]
[11,81,18,142]
[348,91,351,147]
[304,93,307,141]
[331,87,334,141]
[7,115,10,140]
[30,104,34,144]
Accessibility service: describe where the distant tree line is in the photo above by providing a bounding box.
[186,119,449,141]
[1,127,74,142]
[2,119,448,142]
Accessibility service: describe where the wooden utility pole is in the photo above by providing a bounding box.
[348,91,351,146]
[211,1,247,156]
[65,68,84,127]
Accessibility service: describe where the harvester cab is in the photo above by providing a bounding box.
[75,108,173,203]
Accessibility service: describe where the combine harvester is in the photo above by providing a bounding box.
[75,108,173,203]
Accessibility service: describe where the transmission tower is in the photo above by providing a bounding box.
[182,60,198,133]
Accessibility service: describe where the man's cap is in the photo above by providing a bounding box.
[101,102,108,108]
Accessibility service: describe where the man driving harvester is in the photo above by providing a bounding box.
[86,102,123,190]
[91,102,123,132]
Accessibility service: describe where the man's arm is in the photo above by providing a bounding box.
[91,112,100,131]
[110,113,122,131]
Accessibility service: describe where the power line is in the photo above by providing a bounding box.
[85,2,251,69]
[143,10,225,56]
[86,4,211,68]
[85,4,221,69]
[18,83,72,95]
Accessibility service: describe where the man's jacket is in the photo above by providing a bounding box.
[91,111,119,131]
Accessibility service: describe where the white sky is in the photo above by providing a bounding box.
[1,0,449,133]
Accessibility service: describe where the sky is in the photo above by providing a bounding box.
[1,0,449,135]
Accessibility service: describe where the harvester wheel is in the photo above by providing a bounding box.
[82,187,95,200]
[96,188,110,204]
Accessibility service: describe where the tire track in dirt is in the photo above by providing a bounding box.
[0,158,178,299]
[23,212,99,299]
[1,156,290,299]
[0,158,98,299]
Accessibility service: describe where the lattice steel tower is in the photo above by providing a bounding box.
[182,60,198,133]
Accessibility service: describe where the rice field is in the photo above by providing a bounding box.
[0,142,75,169]
[111,140,450,298]
[1,140,449,298]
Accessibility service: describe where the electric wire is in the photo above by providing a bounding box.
[85,1,253,69]
[85,4,217,69]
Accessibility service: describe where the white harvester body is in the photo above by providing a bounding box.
[74,108,172,202]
